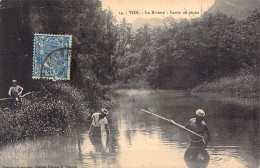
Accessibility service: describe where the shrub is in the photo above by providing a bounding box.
[192,67,260,97]
[0,82,91,143]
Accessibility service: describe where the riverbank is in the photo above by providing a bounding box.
[111,79,150,89]
[113,67,259,98]
[0,81,117,144]
[192,67,260,98]
[0,82,91,143]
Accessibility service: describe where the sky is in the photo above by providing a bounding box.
[101,0,216,23]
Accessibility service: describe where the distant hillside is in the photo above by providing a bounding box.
[131,18,164,31]
[131,0,259,30]
[131,17,183,31]
[207,0,260,20]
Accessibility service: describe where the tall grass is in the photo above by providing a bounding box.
[192,67,260,97]
[0,82,90,143]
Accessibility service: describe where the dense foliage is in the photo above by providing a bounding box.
[192,66,260,97]
[0,0,117,97]
[0,0,258,92]
[0,83,89,142]
[115,11,260,89]
[0,0,117,142]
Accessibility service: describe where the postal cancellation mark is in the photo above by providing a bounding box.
[33,34,72,80]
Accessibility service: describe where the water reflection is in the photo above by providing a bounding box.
[0,90,259,168]
[184,148,210,168]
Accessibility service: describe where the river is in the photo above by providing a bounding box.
[0,90,259,168]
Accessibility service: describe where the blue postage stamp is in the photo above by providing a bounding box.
[33,33,72,80]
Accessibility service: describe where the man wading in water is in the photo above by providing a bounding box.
[89,108,110,149]
[184,109,211,160]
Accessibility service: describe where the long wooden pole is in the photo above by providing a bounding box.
[141,109,203,138]
[0,91,40,101]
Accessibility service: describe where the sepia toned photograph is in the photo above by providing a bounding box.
[0,0,259,167]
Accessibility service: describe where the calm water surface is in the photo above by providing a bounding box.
[0,90,259,168]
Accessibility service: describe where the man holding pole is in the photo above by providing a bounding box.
[8,80,23,105]
[140,108,210,162]
[141,108,210,143]
[184,109,211,161]
[185,109,211,149]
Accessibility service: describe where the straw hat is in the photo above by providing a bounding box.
[4,107,10,111]
[101,108,108,115]
[196,109,205,117]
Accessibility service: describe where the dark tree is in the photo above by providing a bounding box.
[0,0,36,97]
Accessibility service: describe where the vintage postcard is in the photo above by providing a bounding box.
[0,0,259,168]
